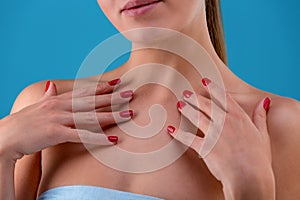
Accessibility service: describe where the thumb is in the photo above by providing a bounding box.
[252,97,271,134]
[44,81,57,97]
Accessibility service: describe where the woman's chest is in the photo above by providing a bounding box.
[40,87,225,198]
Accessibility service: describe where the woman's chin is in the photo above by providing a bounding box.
[121,26,181,45]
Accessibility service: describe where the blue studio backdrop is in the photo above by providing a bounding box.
[0,0,299,118]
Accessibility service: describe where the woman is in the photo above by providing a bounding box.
[2,0,300,199]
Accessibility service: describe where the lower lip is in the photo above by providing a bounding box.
[122,1,161,17]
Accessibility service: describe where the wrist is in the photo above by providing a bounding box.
[222,166,275,200]
[0,116,21,163]
[0,145,16,200]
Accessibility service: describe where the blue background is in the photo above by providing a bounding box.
[0,0,299,118]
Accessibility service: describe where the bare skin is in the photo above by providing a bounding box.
[9,0,300,199]
[0,80,133,199]
[12,57,300,199]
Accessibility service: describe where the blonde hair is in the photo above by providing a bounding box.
[206,0,228,64]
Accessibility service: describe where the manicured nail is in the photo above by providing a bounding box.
[108,78,121,86]
[177,101,186,109]
[108,136,118,144]
[119,110,134,118]
[201,78,211,87]
[167,125,176,134]
[45,81,50,92]
[183,90,193,98]
[263,97,271,112]
[120,90,133,98]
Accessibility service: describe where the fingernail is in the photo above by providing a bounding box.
[45,81,50,92]
[167,125,176,134]
[120,90,133,98]
[263,97,271,112]
[183,90,193,98]
[119,110,134,118]
[108,78,121,86]
[108,136,118,144]
[177,101,186,109]
[201,78,211,87]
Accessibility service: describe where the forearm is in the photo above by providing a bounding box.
[0,117,17,200]
[0,118,41,200]
[0,159,16,200]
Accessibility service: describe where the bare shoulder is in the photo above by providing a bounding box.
[10,72,116,114]
[267,96,300,141]
[11,80,74,114]
[266,96,300,199]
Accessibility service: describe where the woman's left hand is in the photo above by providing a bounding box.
[167,78,275,200]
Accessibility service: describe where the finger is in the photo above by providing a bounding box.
[98,110,134,127]
[182,90,225,120]
[183,90,211,115]
[61,78,121,99]
[71,90,133,112]
[65,110,134,128]
[177,100,211,134]
[252,97,271,134]
[201,78,230,112]
[167,125,203,155]
[42,81,57,99]
[64,128,118,145]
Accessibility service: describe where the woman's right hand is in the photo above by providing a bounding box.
[0,79,134,162]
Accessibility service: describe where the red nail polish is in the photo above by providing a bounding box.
[167,125,176,134]
[201,78,211,87]
[108,136,118,144]
[119,110,134,118]
[183,90,193,98]
[108,78,121,86]
[120,90,133,98]
[45,81,50,92]
[177,101,186,109]
[263,97,271,112]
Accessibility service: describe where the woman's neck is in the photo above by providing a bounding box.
[110,11,252,95]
